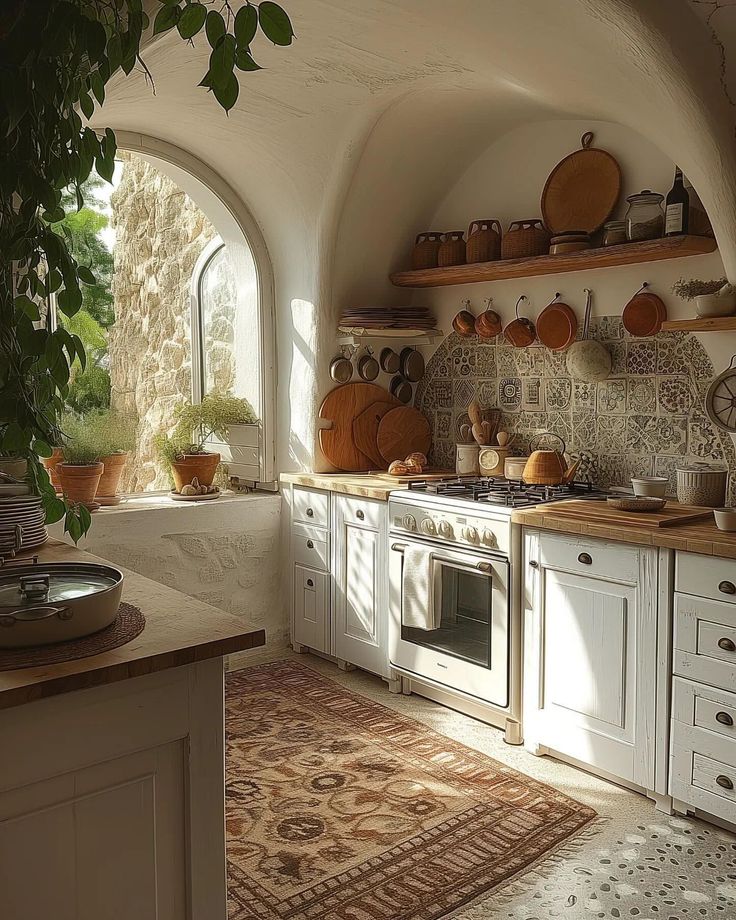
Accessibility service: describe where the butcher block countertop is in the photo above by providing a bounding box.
[280,471,413,501]
[0,540,265,710]
[512,500,736,558]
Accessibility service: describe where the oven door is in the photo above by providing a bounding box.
[389,539,509,707]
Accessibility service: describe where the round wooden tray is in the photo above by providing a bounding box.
[541,132,622,235]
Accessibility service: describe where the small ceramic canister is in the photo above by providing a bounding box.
[456,443,480,476]
[676,463,729,507]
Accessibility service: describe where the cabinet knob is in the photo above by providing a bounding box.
[718,637,736,653]
[716,711,734,727]
[306,539,314,549]
[529,560,539,569]
[356,509,365,520]
[719,580,736,595]
[306,508,314,517]
[578,552,592,565]
[716,774,734,791]
[306,578,314,588]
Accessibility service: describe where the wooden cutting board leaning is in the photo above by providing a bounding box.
[319,383,401,471]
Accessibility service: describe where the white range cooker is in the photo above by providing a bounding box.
[388,477,607,744]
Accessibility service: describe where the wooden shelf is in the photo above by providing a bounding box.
[337,327,443,346]
[661,316,736,332]
[390,235,718,288]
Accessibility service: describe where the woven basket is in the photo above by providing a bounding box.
[501,219,550,259]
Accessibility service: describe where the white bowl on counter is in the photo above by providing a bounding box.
[714,507,736,532]
[631,476,668,498]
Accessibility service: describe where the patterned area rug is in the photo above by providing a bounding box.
[225,660,597,919]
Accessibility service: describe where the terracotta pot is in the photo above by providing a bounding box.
[58,462,104,507]
[96,452,128,505]
[41,448,64,492]
[170,452,220,492]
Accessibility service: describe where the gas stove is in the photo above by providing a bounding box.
[406,475,607,509]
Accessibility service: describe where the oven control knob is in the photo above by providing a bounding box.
[481,529,497,547]
[402,514,417,531]
[438,520,453,538]
[463,525,479,544]
[420,518,437,535]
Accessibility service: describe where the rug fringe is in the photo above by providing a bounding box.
[445,816,609,918]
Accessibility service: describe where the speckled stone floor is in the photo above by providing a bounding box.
[232,649,736,919]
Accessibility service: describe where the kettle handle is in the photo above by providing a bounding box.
[529,431,566,455]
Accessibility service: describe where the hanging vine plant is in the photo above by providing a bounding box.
[0,0,294,540]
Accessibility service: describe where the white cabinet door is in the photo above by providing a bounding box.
[524,531,657,788]
[333,496,388,677]
[293,564,330,653]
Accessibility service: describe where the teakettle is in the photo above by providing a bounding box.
[522,433,580,486]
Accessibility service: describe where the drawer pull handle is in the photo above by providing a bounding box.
[578,552,592,565]
[306,539,314,549]
[718,637,736,653]
[716,774,734,791]
[306,578,314,588]
[529,560,539,569]
[719,580,736,595]
[356,509,365,520]
[306,508,314,518]
[716,711,734,727]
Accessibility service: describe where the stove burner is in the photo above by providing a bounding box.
[407,476,605,507]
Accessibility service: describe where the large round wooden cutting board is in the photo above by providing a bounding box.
[319,383,401,471]
[376,407,431,465]
[352,401,397,469]
[541,133,621,234]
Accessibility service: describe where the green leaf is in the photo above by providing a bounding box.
[14,295,40,321]
[90,72,105,105]
[78,504,92,533]
[57,286,83,316]
[65,509,83,544]
[77,265,96,285]
[213,72,239,112]
[79,91,94,120]
[71,335,87,371]
[96,152,115,182]
[205,9,226,47]
[153,3,181,35]
[235,4,258,48]
[33,439,53,459]
[235,49,262,71]
[43,495,66,526]
[258,2,294,45]
[210,34,237,90]
[178,3,207,39]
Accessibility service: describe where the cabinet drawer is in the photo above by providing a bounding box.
[293,565,329,653]
[670,714,736,824]
[676,553,736,606]
[336,495,384,530]
[673,593,736,688]
[293,487,329,527]
[692,752,736,806]
[672,677,736,745]
[292,523,329,572]
[538,531,639,583]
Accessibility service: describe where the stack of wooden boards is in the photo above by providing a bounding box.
[338,305,436,331]
[318,383,431,471]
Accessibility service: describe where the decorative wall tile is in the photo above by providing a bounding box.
[597,378,627,415]
[545,378,572,410]
[475,345,496,377]
[596,416,627,452]
[450,345,476,377]
[421,379,452,409]
[607,340,627,375]
[435,411,452,441]
[521,377,544,411]
[453,378,476,408]
[596,454,654,486]
[626,341,656,375]
[657,375,693,413]
[655,416,688,455]
[589,316,624,340]
[625,414,658,453]
[543,412,572,447]
[476,378,497,407]
[572,381,597,411]
[627,377,656,413]
[496,347,517,378]
[544,350,568,378]
[688,414,725,459]
[654,455,679,495]
[571,411,597,449]
[498,377,521,410]
[515,347,545,377]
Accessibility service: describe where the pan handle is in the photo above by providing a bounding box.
[0,605,73,626]
[529,431,566,455]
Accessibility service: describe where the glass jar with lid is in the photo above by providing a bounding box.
[602,220,627,247]
[625,190,664,242]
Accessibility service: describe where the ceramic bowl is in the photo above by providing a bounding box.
[714,507,736,532]
[695,293,736,318]
[631,476,668,498]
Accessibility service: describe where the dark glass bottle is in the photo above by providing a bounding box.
[665,167,689,236]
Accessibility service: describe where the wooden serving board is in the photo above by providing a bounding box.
[540,499,714,528]
[374,470,455,482]
[376,406,431,465]
[352,401,396,469]
[319,383,401,472]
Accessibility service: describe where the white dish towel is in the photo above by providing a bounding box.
[402,544,441,631]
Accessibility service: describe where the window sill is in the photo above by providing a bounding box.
[81,490,280,517]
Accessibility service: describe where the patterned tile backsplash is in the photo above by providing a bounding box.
[414,317,736,499]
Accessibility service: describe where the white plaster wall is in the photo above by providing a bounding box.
[50,495,287,652]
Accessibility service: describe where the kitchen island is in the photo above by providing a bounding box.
[0,540,265,920]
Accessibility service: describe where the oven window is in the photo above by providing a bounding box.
[402,562,492,668]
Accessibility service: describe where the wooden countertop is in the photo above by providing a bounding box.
[0,541,265,710]
[280,471,413,501]
[512,501,736,558]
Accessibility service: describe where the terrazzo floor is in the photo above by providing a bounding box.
[232,650,736,920]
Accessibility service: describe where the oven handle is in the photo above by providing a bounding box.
[391,542,493,573]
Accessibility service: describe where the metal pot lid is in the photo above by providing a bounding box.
[0,563,123,608]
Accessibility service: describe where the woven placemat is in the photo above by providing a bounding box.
[0,602,145,671]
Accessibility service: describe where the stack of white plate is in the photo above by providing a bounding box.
[0,495,48,554]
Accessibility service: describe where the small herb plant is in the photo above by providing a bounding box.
[672,277,729,300]
[156,393,258,462]
[60,410,135,464]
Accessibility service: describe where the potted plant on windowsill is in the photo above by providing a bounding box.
[83,410,136,505]
[155,393,258,496]
[57,449,104,512]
